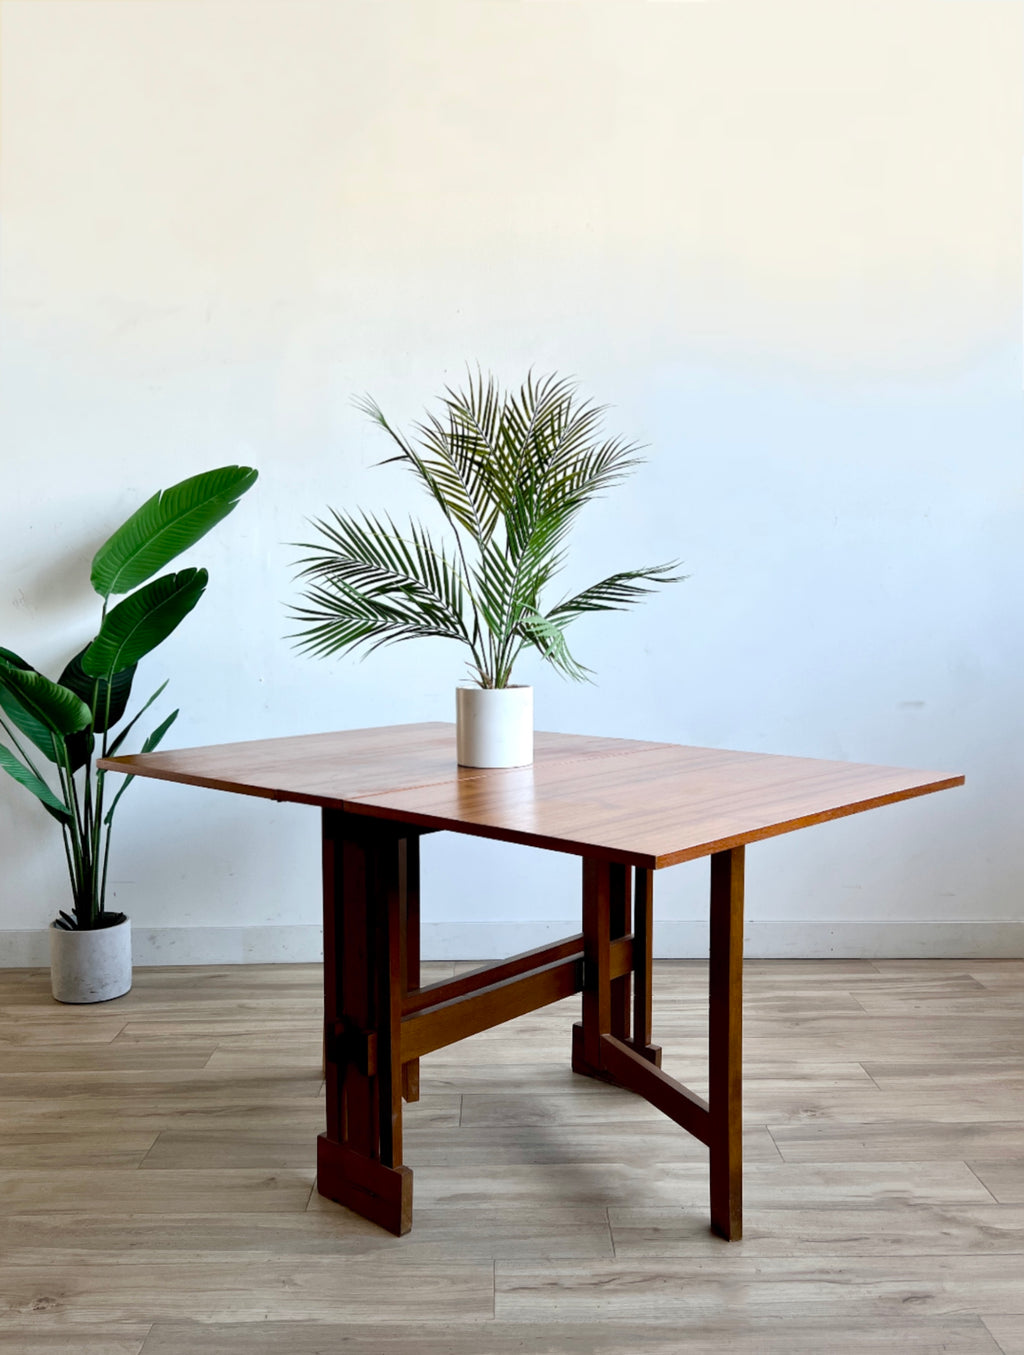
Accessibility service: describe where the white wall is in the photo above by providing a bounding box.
[1,0,1021,963]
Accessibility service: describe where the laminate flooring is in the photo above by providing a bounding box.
[0,958,1021,1354]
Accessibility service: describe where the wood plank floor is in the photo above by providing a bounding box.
[0,958,1021,1354]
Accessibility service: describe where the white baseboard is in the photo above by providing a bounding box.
[1,921,1022,967]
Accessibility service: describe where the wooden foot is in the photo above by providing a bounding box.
[572,1021,661,1082]
[317,1134,413,1235]
[571,1018,612,1083]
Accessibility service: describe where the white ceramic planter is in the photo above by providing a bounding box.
[456,685,534,768]
[50,915,132,1004]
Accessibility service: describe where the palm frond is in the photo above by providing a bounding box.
[354,395,459,531]
[546,564,688,624]
[289,580,470,661]
[515,610,590,684]
[413,405,497,546]
[290,510,481,664]
[294,511,471,633]
[546,435,644,510]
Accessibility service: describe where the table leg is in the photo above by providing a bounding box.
[708,845,744,1240]
[317,810,413,1235]
[631,866,663,1067]
[572,857,615,1077]
[399,836,421,1104]
[573,859,662,1079]
[573,848,744,1241]
[609,863,631,1041]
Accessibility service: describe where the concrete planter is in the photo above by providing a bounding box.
[49,914,132,1004]
[456,685,533,768]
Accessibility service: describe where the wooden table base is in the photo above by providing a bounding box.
[317,809,745,1239]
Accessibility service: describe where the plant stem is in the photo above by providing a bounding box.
[58,823,78,916]
[99,815,113,919]
[53,736,87,924]
[92,770,107,914]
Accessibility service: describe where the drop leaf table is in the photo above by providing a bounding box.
[100,723,962,1239]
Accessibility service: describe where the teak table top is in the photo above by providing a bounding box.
[100,722,963,870]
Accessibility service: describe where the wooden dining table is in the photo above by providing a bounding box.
[100,722,962,1239]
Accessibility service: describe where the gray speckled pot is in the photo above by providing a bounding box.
[49,916,132,1004]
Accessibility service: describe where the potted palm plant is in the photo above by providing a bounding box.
[291,371,682,766]
[0,465,258,1002]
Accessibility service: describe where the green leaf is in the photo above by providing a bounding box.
[0,743,72,823]
[517,610,590,684]
[103,708,178,825]
[58,648,137,733]
[142,708,178,753]
[0,663,91,760]
[294,512,470,634]
[62,728,95,776]
[546,564,687,623]
[0,647,34,672]
[289,580,468,661]
[105,680,169,758]
[0,653,53,761]
[59,647,138,771]
[91,465,258,599]
[81,569,208,679]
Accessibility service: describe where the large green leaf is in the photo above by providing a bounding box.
[91,465,258,599]
[0,662,92,759]
[0,743,71,824]
[81,569,208,679]
[59,648,137,733]
[0,651,48,760]
[60,646,137,773]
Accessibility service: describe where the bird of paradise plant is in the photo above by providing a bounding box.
[0,465,258,931]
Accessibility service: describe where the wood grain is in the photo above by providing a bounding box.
[0,1332,150,1354]
[100,723,962,869]
[609,1203,1024,1256]
[492,1255,1024,1321]
[399,1159,994,1211]
[344,740,963,868]
[136,1318,1005,1354]
[98,724,669,810]
[966,1161,1024,1204]
[981,1316,1024,1355]
[390,1123,783,1167]
[2,959,1019,1352]
[0,1256,494,1326]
